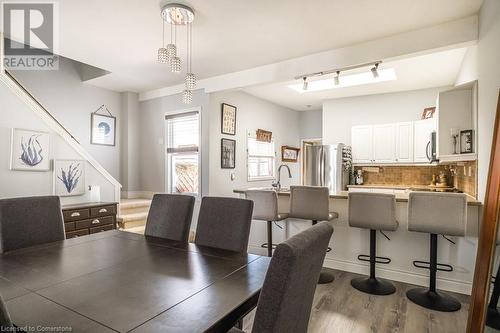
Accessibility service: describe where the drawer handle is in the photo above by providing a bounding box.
[70,212,81,217]
[92,219,100,225]
[98,208,108,213]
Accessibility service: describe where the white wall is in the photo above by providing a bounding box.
[11,57,122,182]
[208,90,301,197]
[455,45,478,86]
[322,87,448,145]
[476,0,500,201]
[0,78,116,204]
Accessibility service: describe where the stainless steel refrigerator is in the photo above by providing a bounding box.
[303,143,352,194]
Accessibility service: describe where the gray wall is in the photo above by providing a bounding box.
[322,87,448,145]
[11,57,122,182]
[120,92,140,191]
[299,109,322,139]
[208,90,301,197]
[0,78,117,203]
[138,89,210,194]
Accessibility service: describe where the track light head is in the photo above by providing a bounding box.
[302,77,308,91]
[334,71,340,85]
[371,63,379,78]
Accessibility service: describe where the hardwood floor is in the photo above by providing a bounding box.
[242,269,470,333]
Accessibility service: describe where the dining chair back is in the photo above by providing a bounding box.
[251,221,333,333]
[0,196,65,253]
[0,294,12,328]
[195,197,253,252]
[145,194,195,242]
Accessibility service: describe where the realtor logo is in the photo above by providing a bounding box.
[2,1,59,70]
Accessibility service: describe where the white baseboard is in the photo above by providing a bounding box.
[121,191,155,199]
[247,245,472,295]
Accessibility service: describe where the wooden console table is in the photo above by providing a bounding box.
[62,202,118,239]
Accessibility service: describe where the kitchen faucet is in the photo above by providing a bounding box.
[272,164,292,190]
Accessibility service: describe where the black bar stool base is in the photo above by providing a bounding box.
[406,288,461,312]
[486,308,500,329]
[318,268,335,284]
[351,277,396,296]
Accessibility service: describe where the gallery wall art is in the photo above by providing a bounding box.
[54,160,85,196]
[91,105,116,146]
[10,128,50,171]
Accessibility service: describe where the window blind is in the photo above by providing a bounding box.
[166,112,199,153]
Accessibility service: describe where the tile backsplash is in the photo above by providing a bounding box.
[353,160,477,198]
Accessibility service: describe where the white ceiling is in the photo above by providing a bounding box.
[243,47,469,111]
[53,0,482,92]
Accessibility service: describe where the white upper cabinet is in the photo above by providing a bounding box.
[395,122,414,163]
[414,118,436,163]
[351,125,373,163]
[372,124,396,163]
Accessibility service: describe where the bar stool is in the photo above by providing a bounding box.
[289,186,338,284]
[245,190,289,257]
[486,225,500,329]
[406,192,467,312]
[348,192,398,295]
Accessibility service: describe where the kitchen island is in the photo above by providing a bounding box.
[234,187,481,295]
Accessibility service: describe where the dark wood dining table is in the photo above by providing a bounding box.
[0,230,270,332]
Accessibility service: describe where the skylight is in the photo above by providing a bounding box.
[288,68,397,93]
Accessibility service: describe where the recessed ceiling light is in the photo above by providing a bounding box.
[289,68,396,93]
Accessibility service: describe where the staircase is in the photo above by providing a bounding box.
[118,199,152,233]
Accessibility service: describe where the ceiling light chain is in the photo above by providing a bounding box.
[159,3,196,103]
[157,19,168,64]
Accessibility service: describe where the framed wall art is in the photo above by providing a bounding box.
[91,105,116,146]
[10,128,50,171]
[460,129,474,153]
[421,107,436,119]
[221,103,237,135]
[281,146,300,162]
[221,138,236,169]
[54,160,85,196]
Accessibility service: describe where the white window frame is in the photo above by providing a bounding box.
[247,134,276,182]
[164,107,202,196]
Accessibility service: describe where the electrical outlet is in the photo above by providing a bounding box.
[463,166,466,176]
[468,166,472,177]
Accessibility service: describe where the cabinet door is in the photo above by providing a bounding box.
[351,125,373,163]
[372,124,395,163]
[395,122,414,163]
[414,119,435,162]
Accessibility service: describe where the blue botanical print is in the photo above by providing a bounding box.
[19,134,44,167]
[57,162,82,193]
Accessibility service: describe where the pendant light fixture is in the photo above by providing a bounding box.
[159,3,196,103]
[157,19,168,64]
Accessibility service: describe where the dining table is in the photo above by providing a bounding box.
[0,230,271,332]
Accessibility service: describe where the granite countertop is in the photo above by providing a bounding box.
[233,188,481,206]
[347,184,453,190]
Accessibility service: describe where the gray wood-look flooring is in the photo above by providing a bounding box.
[242,269,470,333]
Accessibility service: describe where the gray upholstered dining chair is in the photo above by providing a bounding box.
[229,221,334,333]
[348,192,398,295]
[144,194,195,242]
[0,295,13,329]
[288,186,338,284]
[195,196,254,253]
[245,190,288,257]
[0,196,65,253]
[406,192,467,312]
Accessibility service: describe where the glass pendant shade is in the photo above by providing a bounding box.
[182,90,193,104]
[158,47,168,64]
[166,43,177,61]
[185,73,196,90]
[170,56,181,72]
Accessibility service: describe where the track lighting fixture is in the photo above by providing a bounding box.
[334,71,340,85]
[302,77,308,91]
[371,63,379,78]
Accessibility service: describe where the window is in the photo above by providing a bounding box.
[165,111,200,195]
[247,137,275,181]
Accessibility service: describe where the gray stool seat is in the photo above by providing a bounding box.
[406,192,467,312]
[348,192,398,295]
[246,190,288,257]
[289,186,338,284]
